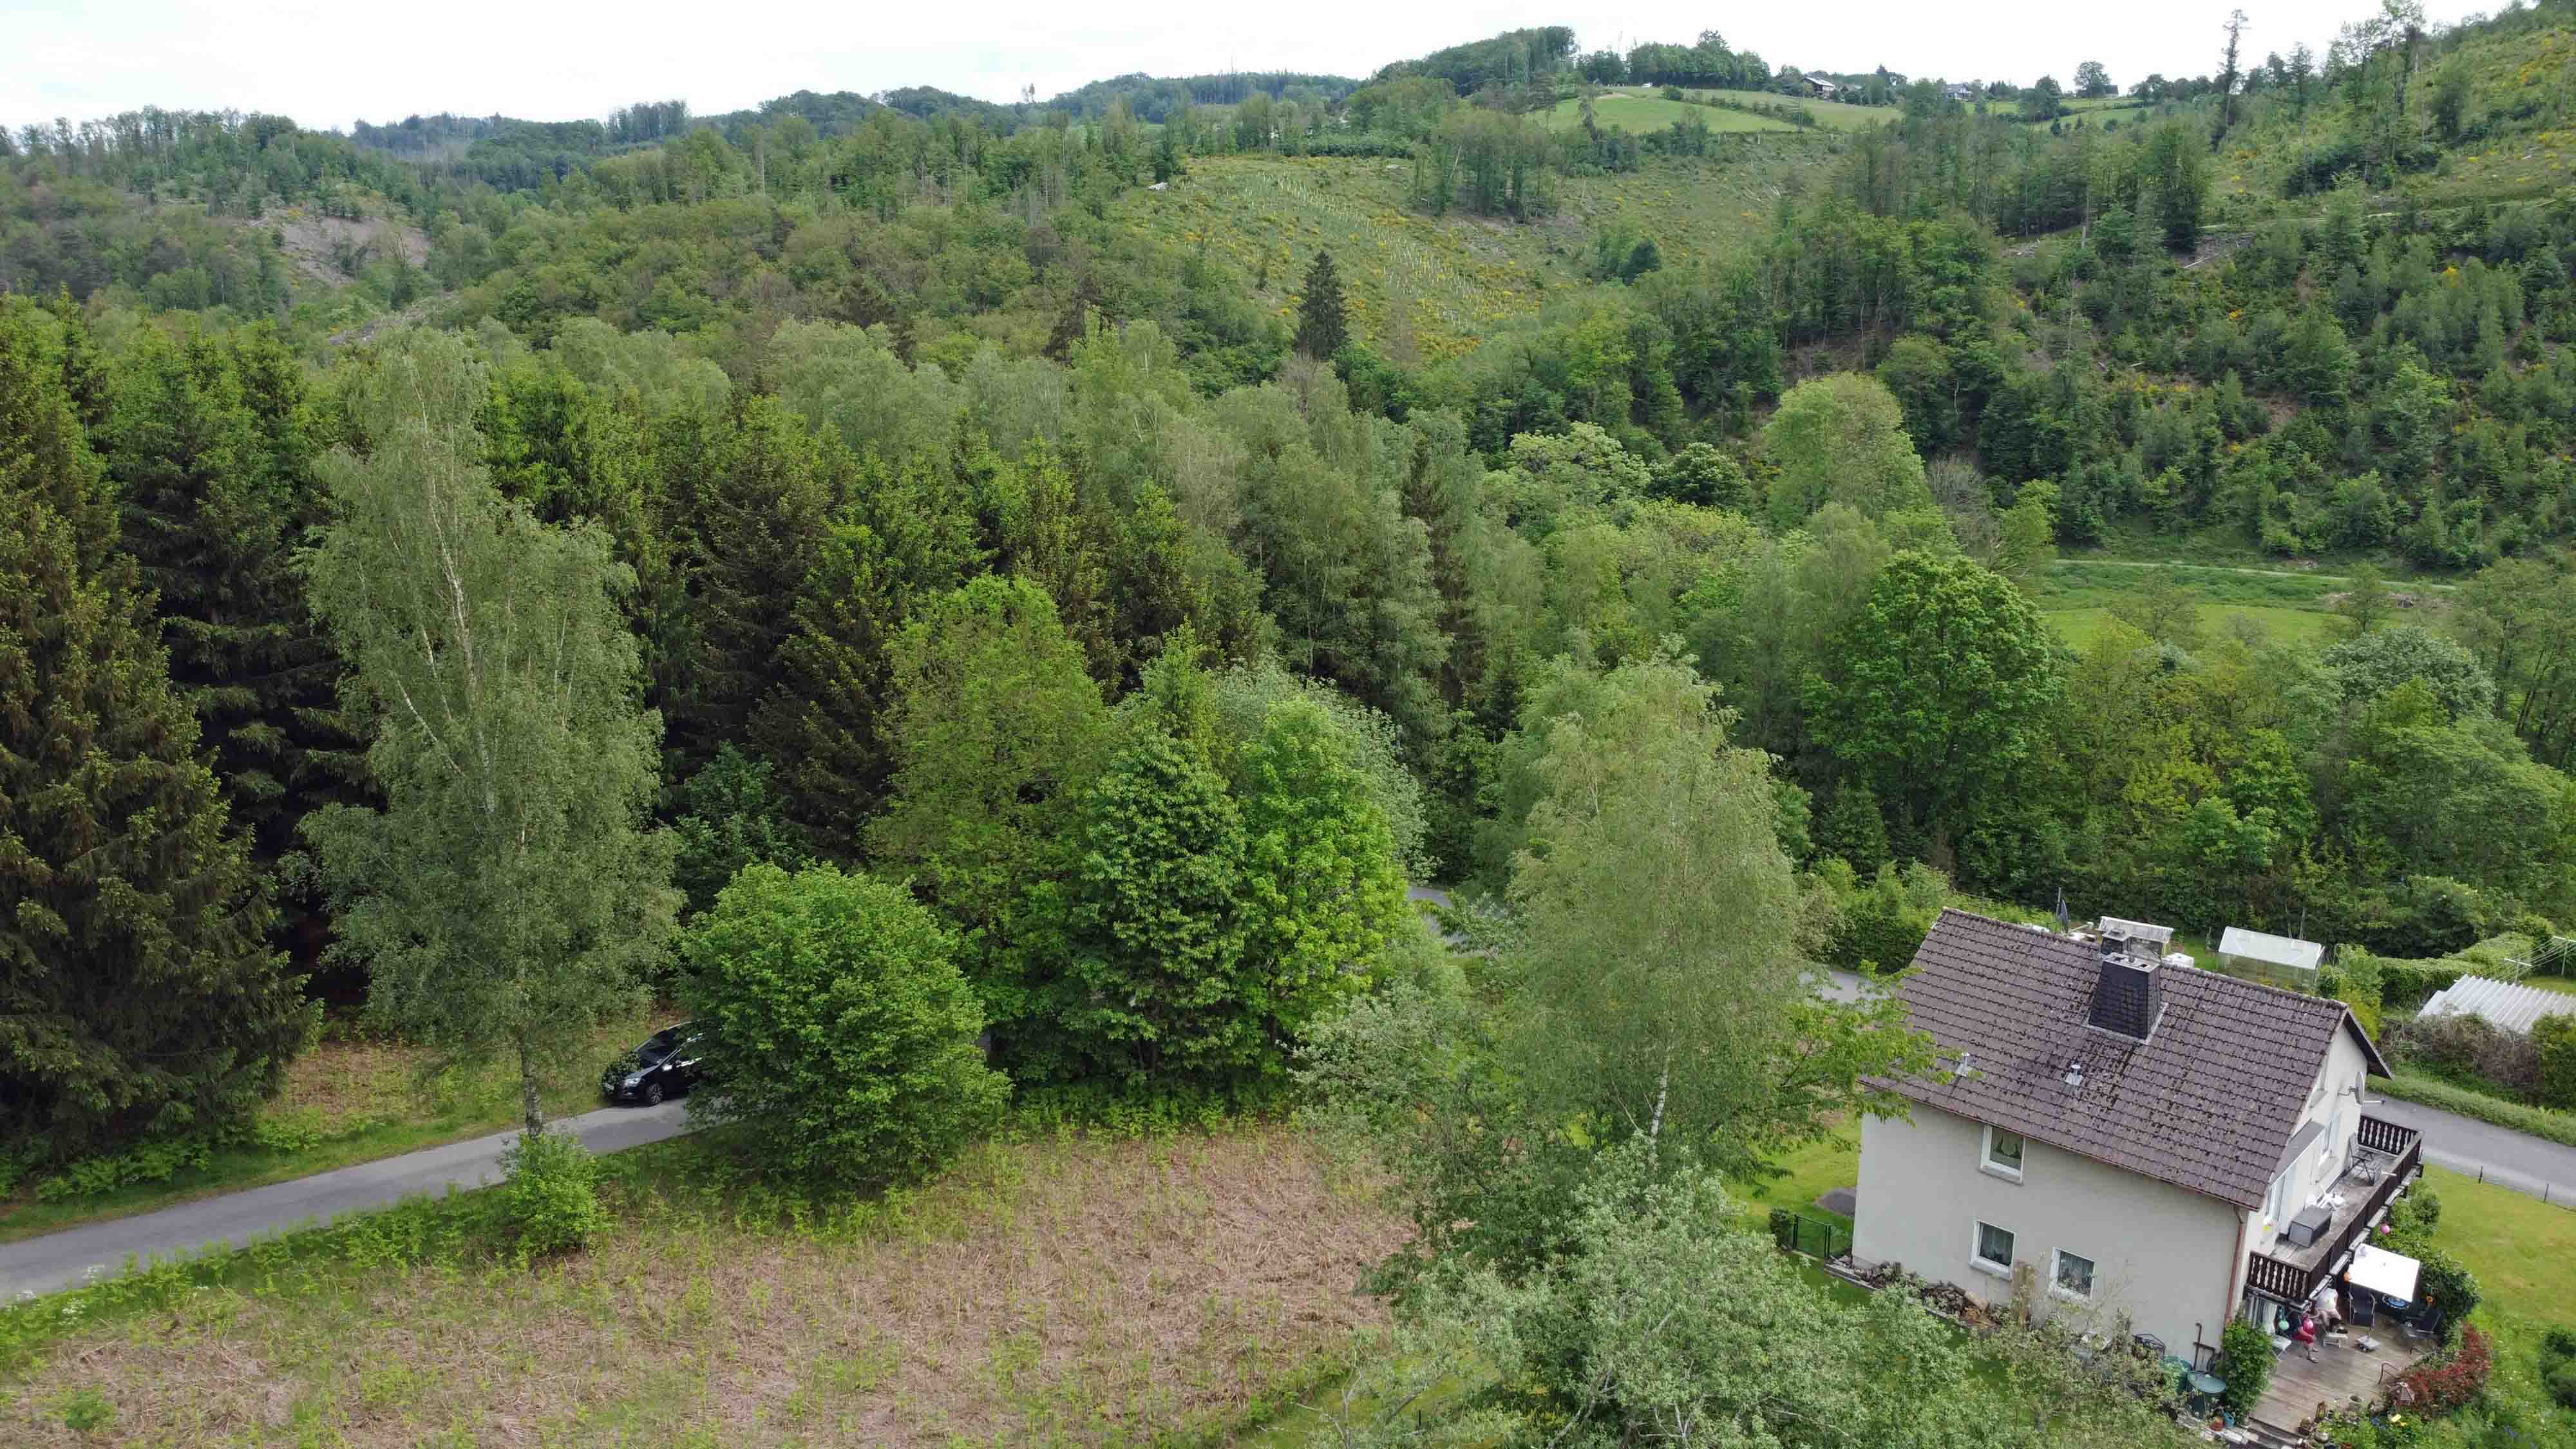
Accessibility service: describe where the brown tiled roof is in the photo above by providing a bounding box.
[1870,909,2389,1210]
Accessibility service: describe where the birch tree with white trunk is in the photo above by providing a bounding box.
[301,331,678,1135]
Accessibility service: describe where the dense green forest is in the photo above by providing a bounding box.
[3,0,2575,1177]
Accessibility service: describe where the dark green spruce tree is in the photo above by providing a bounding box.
[0,302,312,1161]
[109,327,362,868]
[1294,250,1349,360]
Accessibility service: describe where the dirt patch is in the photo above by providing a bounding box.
[269,209,429,290]
[2,1128,1405,1446]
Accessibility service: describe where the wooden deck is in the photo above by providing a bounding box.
[2255,1330,2437,1434]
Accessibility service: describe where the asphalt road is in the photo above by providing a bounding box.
[0,1099,694,1301]
[2364,1096,2576,1207]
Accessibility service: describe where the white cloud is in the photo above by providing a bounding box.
[0,0,2477,130]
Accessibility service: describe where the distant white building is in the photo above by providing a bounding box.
[2418,976,2576,1037]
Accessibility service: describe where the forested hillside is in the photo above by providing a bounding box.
[3,0,2575,1179]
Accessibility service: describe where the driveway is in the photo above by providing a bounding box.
[2365,1096,2576,1207]
[0,1099,694,1300]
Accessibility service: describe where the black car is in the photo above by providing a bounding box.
[601,1023,705,1106]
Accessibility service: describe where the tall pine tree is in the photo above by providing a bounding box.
[0,301,312,1161]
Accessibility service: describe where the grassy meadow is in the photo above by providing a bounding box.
[2026,556,2461,652]
[0,1128,1402,1447]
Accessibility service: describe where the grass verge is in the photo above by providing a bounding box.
[0,1007,671,1244]
[0,1124,1402,1446]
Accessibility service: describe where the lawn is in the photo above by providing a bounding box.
[2405,1166,2576,1444]
[0,1006,670,1245]
[1540,92,1797,135]
[0,1126,1403,1446]
[1731,1123,1861,1229]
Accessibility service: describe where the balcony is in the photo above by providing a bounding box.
[2244,1115,2423,1307]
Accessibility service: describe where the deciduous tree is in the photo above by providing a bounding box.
[682,863,1006,1188]
[1807,553,2065,862]
[302,332,679,1135]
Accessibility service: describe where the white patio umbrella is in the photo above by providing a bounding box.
[2347,1242,2422,1304]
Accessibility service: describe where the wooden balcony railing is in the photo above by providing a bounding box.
[2244,1114,2423,1309]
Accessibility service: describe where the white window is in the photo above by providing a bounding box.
[1972,1220,2016,1276]
[1982,1125,2025,1181]
[2052,1248,2096,1300]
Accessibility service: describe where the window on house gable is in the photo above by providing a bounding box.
[1974,1220,2015,1273]
[2052,1249,2095,1299]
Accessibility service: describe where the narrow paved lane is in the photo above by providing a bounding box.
[2365,1096,2576,1207]
[0,1099,694,1300]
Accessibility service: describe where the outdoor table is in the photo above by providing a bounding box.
[2188,1371,2226,1415]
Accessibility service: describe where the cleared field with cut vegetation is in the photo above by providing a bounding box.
[1111,147,1821,359]
[1,1128,1402,1447]
[1539,91,1797,134]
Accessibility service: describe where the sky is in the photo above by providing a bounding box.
[1,0,2485,131]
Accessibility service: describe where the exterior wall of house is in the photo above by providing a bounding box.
[1855,1103,2245,1356]
[2234,1025,2376,1314]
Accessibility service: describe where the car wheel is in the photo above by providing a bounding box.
[643,1081,665,1106]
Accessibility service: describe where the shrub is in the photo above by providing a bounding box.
[32,1136,214,1202]
[2549,1362,2576,1412]
[2386,1012,2542,1100]
[55,1387,114,1433]
[494,1125,605,1260]
[2534,1012,2576,1112]
[681,864,1009,1191]
[2393,1323,2491,1415]
[2389,1186,2440,1233]
[2215,1318,2275,1416]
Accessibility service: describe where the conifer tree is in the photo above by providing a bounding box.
[665,397,834,775]
[1295,250,1349,359]
[0,301,311,1161]
[110,328,357,864]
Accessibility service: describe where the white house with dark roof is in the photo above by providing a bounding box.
[1853,910,2423,1374]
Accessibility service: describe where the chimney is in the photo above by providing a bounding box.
[2090,938,2163,1041]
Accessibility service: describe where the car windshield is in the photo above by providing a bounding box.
[637,1029,681,1063]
